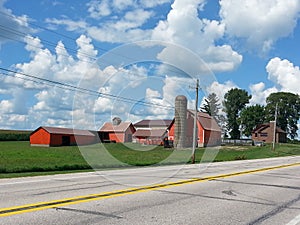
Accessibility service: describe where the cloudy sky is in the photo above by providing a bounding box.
[0,0,300,131]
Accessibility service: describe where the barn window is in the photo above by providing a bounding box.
[260,133,268,137]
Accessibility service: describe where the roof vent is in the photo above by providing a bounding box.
[112,117,122,125]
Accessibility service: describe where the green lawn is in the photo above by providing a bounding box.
[0,141,299,178]
[0,142,91,174]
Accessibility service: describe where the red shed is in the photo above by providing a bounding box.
[134,119,173,130]
[99,122,136,143]
[133,129,168,145]
[30,126,97,147]
[168,110,221,147]
[133,119,172,145]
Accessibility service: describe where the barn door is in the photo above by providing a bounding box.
[127,134,132,142]
[62,136,70,146]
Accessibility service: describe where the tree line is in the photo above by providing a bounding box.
[201,89,300,140]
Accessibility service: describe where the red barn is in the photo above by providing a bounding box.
[133,119,172,145]
[168,110,221,147]
[99,122,136,143]
[134,119,173,130]
[30,126,97,147]
[133,129,168,145]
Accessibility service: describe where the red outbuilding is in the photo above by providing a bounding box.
[134,119,173,130]
[30,126,97,147]
[133,129,168,145]
[133,119,173,145]
[99,122,136,143]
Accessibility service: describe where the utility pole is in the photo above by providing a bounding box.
[191,79,199,164]
[272,103,278,151]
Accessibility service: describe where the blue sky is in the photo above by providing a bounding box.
[0,0,300,132]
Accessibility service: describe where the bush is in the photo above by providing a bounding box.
[234,154,247,160]
[287,139,300,144]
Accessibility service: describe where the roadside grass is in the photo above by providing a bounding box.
[0,142,91,174]
[0,141,299,178]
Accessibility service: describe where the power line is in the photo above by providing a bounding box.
[0,25,97,63]
[0,67,175,110]
[0,10,189,78]
[0,10,137,62]
[0,10,193,111]
[0,23,186,82]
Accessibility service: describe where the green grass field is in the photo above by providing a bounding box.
[0,141,299,178]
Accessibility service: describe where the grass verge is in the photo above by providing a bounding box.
[0,141,299,178]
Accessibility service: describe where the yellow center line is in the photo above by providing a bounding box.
[1,162,299,217]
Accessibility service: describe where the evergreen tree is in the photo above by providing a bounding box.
[201,93,227,136]
[201,93,219,117]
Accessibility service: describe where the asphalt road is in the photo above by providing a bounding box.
[0,156,299,225]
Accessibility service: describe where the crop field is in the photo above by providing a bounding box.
[0,129,32,134]
[0,129,31,141]
[0,141,299,178]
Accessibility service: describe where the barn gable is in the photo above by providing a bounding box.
[168,111,221,147]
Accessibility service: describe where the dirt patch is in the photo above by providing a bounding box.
[222,146,248,151]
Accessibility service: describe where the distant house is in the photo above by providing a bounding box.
[30,126,97,147]
[168,110,222,147]
[252,122,287,143]
[99,122,136,143]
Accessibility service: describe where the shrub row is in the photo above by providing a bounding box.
[0,164,92,173]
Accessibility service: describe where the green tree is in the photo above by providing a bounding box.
[265,92,300,139]
[201,93,227,134]
[239,105,265,137]
[223,88,251,139]
[201,93,220,117]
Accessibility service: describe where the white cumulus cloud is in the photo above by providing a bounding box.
[152,0,242,73]
[249,82,278,105]
[220,0,300,53]
[87,0,111,18]
[266,57,300,94]
[207,80,237,105]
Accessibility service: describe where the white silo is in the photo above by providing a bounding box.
[175,95,187,148]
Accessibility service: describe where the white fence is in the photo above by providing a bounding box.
[222,139,253,146]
